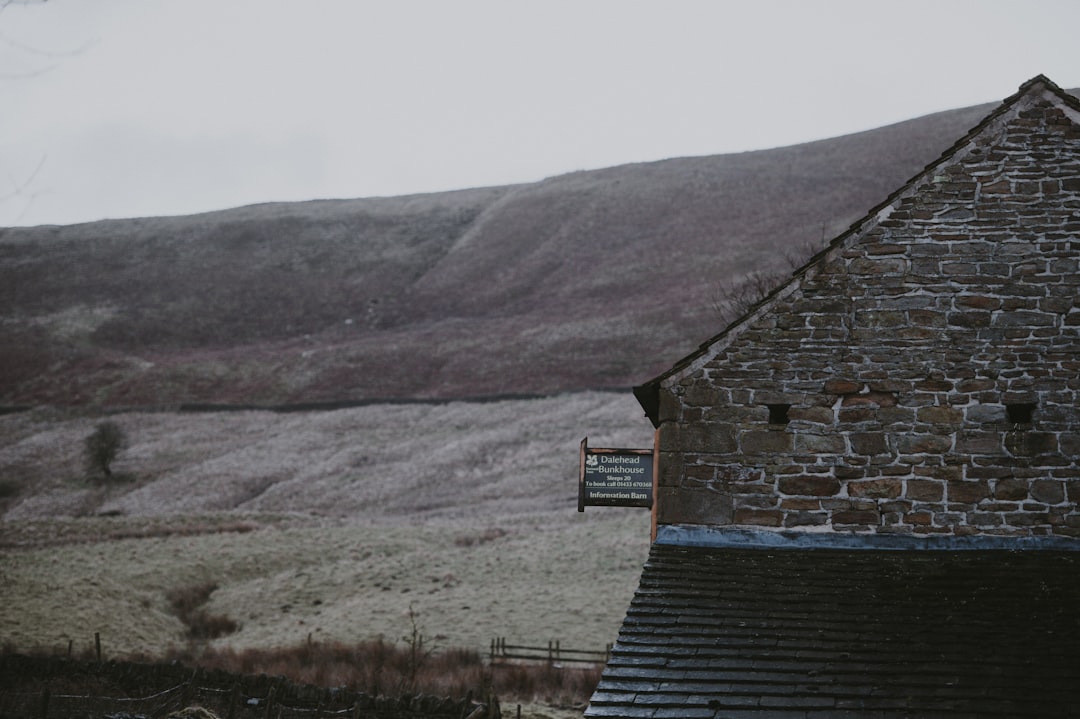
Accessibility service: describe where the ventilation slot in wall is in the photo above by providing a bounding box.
[768,404,791,425]
[1006,402,1036,425]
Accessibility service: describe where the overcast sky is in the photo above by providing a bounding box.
[2,0,1080,228]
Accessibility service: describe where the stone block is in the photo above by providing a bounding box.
[683,464,714,484]
[783,511,828,527]
[948,480,990,503]
[849,257,908,275]
[879,499,913,514]
[915,465,963,481]
[788,406,835,424]
[733,508,782,526]
[849,478,903,499]
[1005,431,1058,457]
[878,406,916,425]
[906,479,945,502]
[835,465,867,480]
[915,378,954,392]
[755,390,796,405]
[713,463,765,486]
[779,498,823,510]
[838,407,875,423]
[947,311,991,328]
[656,486,733,525]
[908,310,946,328]
[740,430,794,454]
[917,406,964,425]
[850,432,888,455]
[1003,511,1049,527]
[657,391,681,423]
[1058,431,1080,453]
[955,430,1003,454]
[794,433,847,454]
[1030,480,1065,504]
[956,378,997,393]
[681,423,738,454]
[735,495,778,509]
[967,512,1003,527]
[658,451,684,488]
[842,391,898,408]
[966,466,1012,480]
[832,509,880,526]
[778,475,841,496]
[956,295,1002,310]
[855,310,906,328]
[823,379,862,395]
[993,310,1057,327]
[904,511,934,526]
[993,477,1029,501]
[896,434,953,454]
[658,424,680,453]
[683,384,727,408]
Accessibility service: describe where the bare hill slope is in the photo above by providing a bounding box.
[0,98,1008,407]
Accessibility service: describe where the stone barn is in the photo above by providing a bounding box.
[586,75,1080,718]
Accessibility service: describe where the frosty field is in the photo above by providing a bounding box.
[0,392,654,660]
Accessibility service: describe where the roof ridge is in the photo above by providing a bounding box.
[633,74,1080,426]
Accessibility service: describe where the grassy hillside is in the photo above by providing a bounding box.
[0,392,653,659]
[0,99,1004,407]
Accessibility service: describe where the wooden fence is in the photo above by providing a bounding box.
[488,638,610,665]
[0,654,497,719]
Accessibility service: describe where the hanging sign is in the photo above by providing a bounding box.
[578,437,654,511]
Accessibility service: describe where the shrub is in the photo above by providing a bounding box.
[166,583,239,640]
[84,420,127,483]
[0,477,22,499]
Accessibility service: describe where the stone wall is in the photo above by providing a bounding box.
[655,93,1080,537]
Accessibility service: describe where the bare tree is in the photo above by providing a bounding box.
[711,268,788,325]
[711,236,826,326]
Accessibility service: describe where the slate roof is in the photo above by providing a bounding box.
[586,538,1080,718]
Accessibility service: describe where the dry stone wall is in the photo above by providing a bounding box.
[656,94,1080,537]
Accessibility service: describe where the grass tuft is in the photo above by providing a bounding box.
[454,527,508,547]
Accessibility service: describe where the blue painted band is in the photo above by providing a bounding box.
[655,524,1080,551]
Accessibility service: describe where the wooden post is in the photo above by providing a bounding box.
[650,427,660,543]
[264,685,276,719]
[578,437,588,512]
[182,668,199,708]
[226,682,241,719]
[94,632,101,661]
